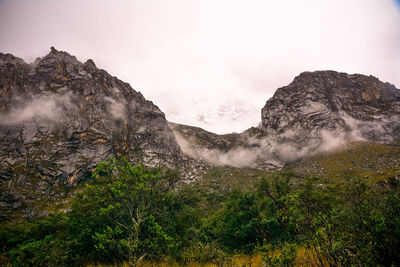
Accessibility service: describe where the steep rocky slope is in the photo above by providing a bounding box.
[173,71,400,170]
[261,71,400,143]
[169,122,279,170]
[1,48,399,220]
[0,48,203,219]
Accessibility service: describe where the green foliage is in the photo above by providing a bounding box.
[67,157,197,264]
[261,242,297,267]
[10,235,68,267]
[0,213,73,266]
[1,159,400,266]
[288,141,400,183]
[202,171,297,253]
[286,174,400,266]
[204,190,262,252]
[370,191,400,265]
[1,158,200,266]
[181,241,232,265]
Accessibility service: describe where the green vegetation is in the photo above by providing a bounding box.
[1,157,400,266]
[289,141,400,183]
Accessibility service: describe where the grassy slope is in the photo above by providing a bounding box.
[5,141,399,224]
[286,141,400,184]
[182,166,271,215]
[188,141,400,216]
[4,141,400,266]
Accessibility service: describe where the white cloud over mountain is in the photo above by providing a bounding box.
[1,0,399,133]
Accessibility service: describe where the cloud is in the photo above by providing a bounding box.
[341,112,400,143]
[172,111,400,169]
[172,129,260,168]
[0,0,399,133]
[105,96,126,120]
[173,129,347,169]
[0,93,73,125]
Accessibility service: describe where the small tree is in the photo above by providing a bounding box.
[69,157,180,264]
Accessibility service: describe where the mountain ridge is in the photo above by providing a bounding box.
[0,48,205,219]
[174,70,400,169]
[1,48,399,220]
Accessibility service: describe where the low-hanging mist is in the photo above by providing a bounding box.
[171,113,400,169]
[0,93,74,125]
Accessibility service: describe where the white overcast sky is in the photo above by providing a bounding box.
[1,0,399,134]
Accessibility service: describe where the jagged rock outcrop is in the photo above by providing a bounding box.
[169,122,248,152]
[261,71,400,143]
[0,48,203,219]
[169,122,284,170]
[1,49,399,220]
[172,71,400,171]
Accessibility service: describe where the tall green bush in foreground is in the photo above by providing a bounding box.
[286,174,400,266]
[1,161,400,266]
[68,157,198,265]
[2,158,200,266]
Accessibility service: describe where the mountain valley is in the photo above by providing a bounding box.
[1,48,400,266]
[1,48,399,220]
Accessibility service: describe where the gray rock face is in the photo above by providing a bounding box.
[171,71,400,171]
[261,71,400,144]
[1,51,399,220]
[0,48,198,219]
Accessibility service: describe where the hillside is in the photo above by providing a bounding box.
[0,48,204,219]
[1,49,400,266]
[1,49,400,223]
[288,141,400,184]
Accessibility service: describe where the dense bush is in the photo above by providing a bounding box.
[1,158,201,266]
[1,159,400,266]
[285,174,400,266]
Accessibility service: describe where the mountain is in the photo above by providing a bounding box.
[169,71,400,169]
[0,48,203,219]
[1,49,399,220]
[169,122,279,170]
[262,70,400,142]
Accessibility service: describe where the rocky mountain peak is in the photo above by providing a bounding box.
[1,49,399,220]
[47,46,80,63]
[32,47,84,80]
[0,53,26,66]
[162,70,400,173]
[0,49,205,219]
[291,70,399,103]
[261,70,400,142]
[83,59,97,71]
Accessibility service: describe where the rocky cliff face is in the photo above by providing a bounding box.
[173,71,400,170]
[0,48,202,219]
[1,48,399,220]
[261,71,400,143]
[169,122,280,170]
